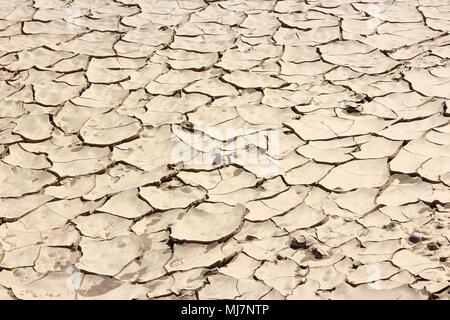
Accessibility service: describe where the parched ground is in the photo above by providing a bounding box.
[0,0,450,300]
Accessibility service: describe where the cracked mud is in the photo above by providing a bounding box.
[0,0,450,300]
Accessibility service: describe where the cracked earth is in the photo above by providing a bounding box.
[1,0,450,300]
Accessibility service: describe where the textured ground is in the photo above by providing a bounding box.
[0,0,450,300]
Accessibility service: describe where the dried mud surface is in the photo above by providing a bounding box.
[1,0,450,300]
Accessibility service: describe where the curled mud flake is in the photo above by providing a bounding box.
[48,31,119,57]
[245,186,310,221]
[347,262,400,285]
[85,57,140,84]
[376,175,433,206]
[170,204,247,243]
[218,45,282,71]
[330,283,426,300]
[44,175,96,199]
[378,114,449,141]
[4,144,51,170]
[363,92,444,121]
[315,217,363,247]
[0,193,53,219]
[78,274,148,300]
[0,285,14,300]
[222,70,285,89]
[146,69,221,95]
[171,33,236,53]
[165,240,241,273]
[319,40,399,74]
[287,280,321,300]
[198,274,240,300]
[113,131,194,172]
[73,213,133,240]
[1,0,450,301]
[286,114,389,141]
[170,268,207,295]
[357,211,392,229]
[45,198,105,220]
[155,49,218,70]
[0,162,57,198]
[254,259,302,296]
[389,137,446,174]
[273,203,327,233]
[71,84,129,109]
[219,253,261,279]
[77,235,142,277]
[185,78,239,97]
[139,184,206,210]
[188,105,239,129]
[280,61,335,77]
[54,101,110,134]
[33,82,82,106]
[0,246,40,269]
[177,169,222,190]
[379,202,432,225]
[296,142,355,164]
[320,158,390,192]
[49,145,112,177]
[12,114,53,141]
[7,204,68,232]
[121,248,172,283]
[284,161,334,185]
[97,189,152,219]
[210,166,261,195]
[0,266,42,290]
[351,137,403,160]
[34,247,81,274]
[132,209,184,235]
[405,65,450,99]
[362,22,441,51]
[80,111,141,146]
[418,157,450,182]
[392,249,441,275]
[236,278,272,300]
[237,104,294,126]
[83,164,173,201]
[331,188,378,215]
[40,225,81,248]
[426,129,450,145]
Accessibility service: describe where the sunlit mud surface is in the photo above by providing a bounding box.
[0,0,450,300]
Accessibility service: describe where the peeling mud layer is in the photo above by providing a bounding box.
[1,0,450,301]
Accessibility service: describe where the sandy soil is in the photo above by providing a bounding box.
[0,0,449,300]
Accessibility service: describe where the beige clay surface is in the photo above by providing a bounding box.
[0,0,450,300]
